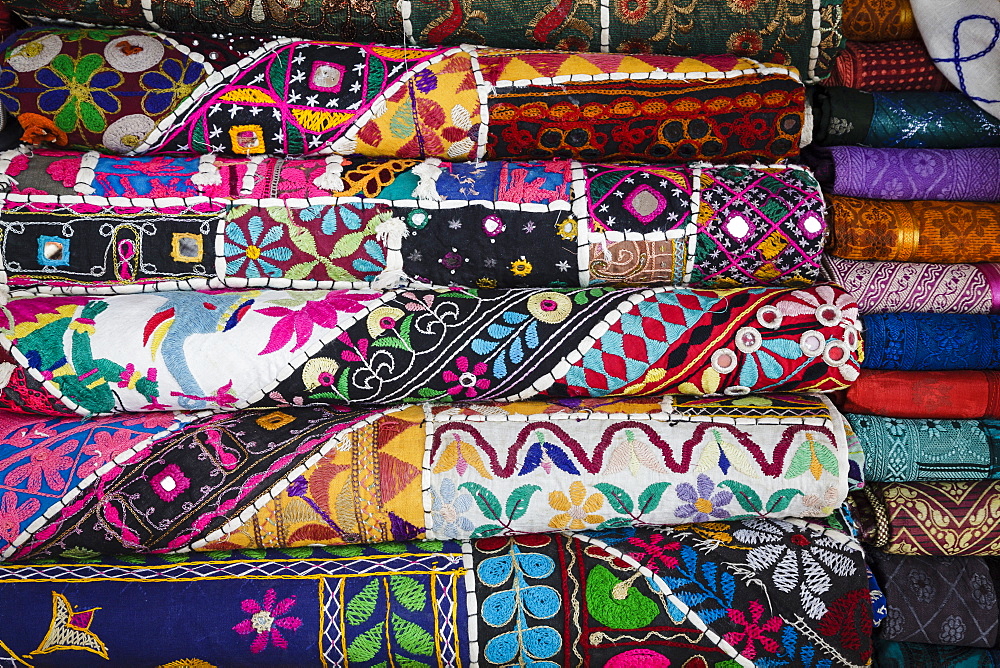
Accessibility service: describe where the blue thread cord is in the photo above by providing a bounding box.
[933,14,1000,104]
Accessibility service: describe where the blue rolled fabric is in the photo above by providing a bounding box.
[861,313,1000,370]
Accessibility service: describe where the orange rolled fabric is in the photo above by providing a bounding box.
[828,196,1000,263]
[836,369,1000,418]
[842,0,919,42]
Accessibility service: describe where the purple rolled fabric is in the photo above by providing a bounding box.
[816,147,1000,201]
[824,256,1000,315]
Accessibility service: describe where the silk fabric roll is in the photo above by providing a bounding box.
[810,147,1000,201]
[811,87,1000,149]
[0,28,808,162]
[0,285,864,416]
[861,313,1000,371]
[869,551,1000,648]
[827,41,952,91]
[827,196,1000,264]
[853,480,1000,556]
[876,641,1000,666]
[0,150,829,293]
[839,370,1000,419]
[847,413,1000,482]
[824,257,1000,315]
[842,0,918,41]
[0,0,845,83]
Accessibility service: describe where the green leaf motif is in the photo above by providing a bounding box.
[595,482,634,515]
[331,230,367,259]
[505,484,542,521]
[636,482,671,515]
[470,524,505,539]
[460,482,503,521]
[283,261,319,280]
[346,579,380,626]
[596,517,634,530]
[813,441,839,477]
[720,480,763,513]
[390,575,427,613]
[765,489,804,514]
[288,223,321,257]
[391,613,435,655]
[347,622,385,662]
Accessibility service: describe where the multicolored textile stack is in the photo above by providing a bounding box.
[823,3,1000,661]
[0,0,961,664]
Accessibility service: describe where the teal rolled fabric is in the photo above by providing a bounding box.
[847,413,1000,482]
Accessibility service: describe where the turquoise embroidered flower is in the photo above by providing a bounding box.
[224,216,293,278]
[352,240,386,280]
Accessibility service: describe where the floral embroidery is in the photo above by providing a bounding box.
[673,474,733,522]
[723,600,782,659]
[430,478,475,535]
[141,57,204,116]
[547,481,605,530]
[0,491,40,542]
[224,216,294,279]
[232,588,303,653]
[442,356,490,399]
[36,54,122,133]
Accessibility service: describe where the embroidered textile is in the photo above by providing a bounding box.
[868,551,1000,648]
[811,86,1000,148]
[852,480,1000,556]
[911,0,1000,121]
[839,370,1000,420]
[0,151,828,292]
[823,257,1000,315]
[842,0,917,41]
[0,285,863,416]
[861,313,1000,371]
[827,196,1000,264]
[0,520,874,667]
[876,641,1000,666]
[810,147,1000,201]
[0,0,845,83]
[827,41,952,91]
[0,541,473,667]
[0,29,808,163]
[0,395,855,560]
[847,413,1000,482]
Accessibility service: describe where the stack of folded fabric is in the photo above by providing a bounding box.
[0,1,884,666]
[814,0,1000,663]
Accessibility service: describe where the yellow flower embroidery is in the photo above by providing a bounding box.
[548,481,605,530]
[510,256,533,277]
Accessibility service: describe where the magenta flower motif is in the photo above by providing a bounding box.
[674,473,733,522]
[257,291,381,355]
[442,356,490,398]
[233,589,303,653]
[0,491,39,543]
[723,600,783,659]
[78,429,146,479]
[4,440,76,493]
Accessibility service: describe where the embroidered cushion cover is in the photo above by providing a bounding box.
[0,285,864,415]
[0,28,808,163]
[0,394,853,559]
[0,150,828,292]
[0,0,845,83]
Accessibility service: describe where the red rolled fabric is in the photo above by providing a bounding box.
[827,41,953,91]
[835,369,1000,418]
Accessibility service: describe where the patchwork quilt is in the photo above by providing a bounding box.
[0,285,864,415]
[0,149,828,292]
[0,521,873,667]
[0,394,853,560]
[0,0,845,83]
[0,28,808,162]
